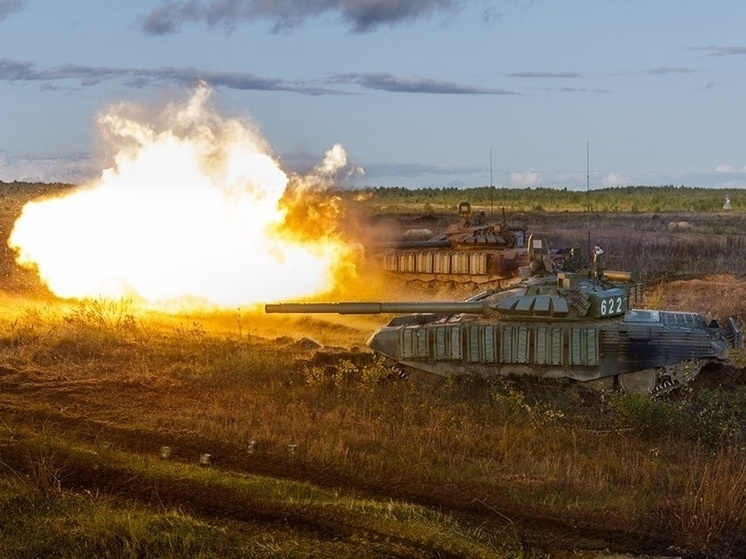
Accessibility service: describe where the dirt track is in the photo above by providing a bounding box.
[5,355,735,558]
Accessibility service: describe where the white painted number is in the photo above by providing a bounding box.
[600,297,624,316]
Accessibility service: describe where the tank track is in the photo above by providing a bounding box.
[650,359,702,397]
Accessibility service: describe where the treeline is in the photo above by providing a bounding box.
[0,181,75,199]
[2,180,740,214]
[0,181,74,190]
[343,185,742,213]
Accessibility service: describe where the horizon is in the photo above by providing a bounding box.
[2,2,746,190]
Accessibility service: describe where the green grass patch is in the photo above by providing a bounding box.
[0,431,520,559]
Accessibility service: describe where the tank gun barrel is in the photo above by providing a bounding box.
[265,301,487,315]
[604,269,641,283]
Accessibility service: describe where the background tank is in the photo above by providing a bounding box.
[370,201,531,289]
[267,237,739,396]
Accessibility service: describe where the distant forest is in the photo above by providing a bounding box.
[2,180,741,214]
[343,185,743,213]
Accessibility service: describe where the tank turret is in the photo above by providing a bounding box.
[267,238,740,396]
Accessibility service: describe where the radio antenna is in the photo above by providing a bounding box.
[586,141,591,265]
[489,148,494,218]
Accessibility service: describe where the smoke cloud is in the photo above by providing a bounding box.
[9,83,357,308]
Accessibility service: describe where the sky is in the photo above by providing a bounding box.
[1,0,746,190]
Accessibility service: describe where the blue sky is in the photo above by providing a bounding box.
[1,0,746,189]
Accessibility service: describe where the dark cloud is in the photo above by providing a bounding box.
[0,58,36,79]
[0,58,512,97]
[508,71,582,78]
[327,72,517,94]
[697,45,746,57]
[0,59,130,85]
[139,0,462,35]
[125,67,337,95]
[0,58,337,95]
[0,0,24,21]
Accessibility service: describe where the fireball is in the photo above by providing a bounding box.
[9,85,356,310]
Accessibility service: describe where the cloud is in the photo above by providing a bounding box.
[0,58,509,97]
[360,161,483,179]
[506,72,613,94]
[480,4,502,24]
[510,169,541,187]
[327,72,517,94]
[139,0,462,35]
[600,172,629,188]
[125,67,337,95]
[0,58,36,79]
[697,45,746,57]
[507,72,582,79]
[640,67,698,75]
[0,152,97,184]
[0,58,338,95]
[546,86,611,93]
[715,164,746,174]
[0,0,23,21]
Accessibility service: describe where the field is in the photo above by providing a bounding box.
[2,183,746,558]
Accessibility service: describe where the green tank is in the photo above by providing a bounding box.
[266,236,740,396]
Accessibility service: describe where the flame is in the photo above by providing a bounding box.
[9,85,356,310]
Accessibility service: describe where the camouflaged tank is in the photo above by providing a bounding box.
[266,235,740,396]
[371,201,530,289]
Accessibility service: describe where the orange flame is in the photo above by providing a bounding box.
[9,85,355,310]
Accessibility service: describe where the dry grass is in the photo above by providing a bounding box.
[669,447,746,550]
[1,184,746,557]
[1,301,746,557]
[646,275,746,319]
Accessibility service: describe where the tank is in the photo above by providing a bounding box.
[266,236,740,396]
[370,201,531,289]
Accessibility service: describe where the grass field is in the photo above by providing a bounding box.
[1,182,746,558]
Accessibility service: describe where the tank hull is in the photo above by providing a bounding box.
[368,309,730,395]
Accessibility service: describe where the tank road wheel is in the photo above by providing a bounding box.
[618,369,659,395]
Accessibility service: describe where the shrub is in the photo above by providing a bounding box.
[609,393,695,439]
